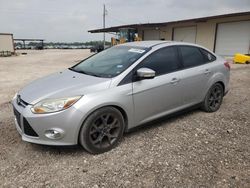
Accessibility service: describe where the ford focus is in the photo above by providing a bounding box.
[12,41,230,154]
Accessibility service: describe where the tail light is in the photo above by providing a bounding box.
[224,62,231,70]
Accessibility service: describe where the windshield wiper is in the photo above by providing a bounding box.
[87,72,106,78]
[68,67,77,72]
[69,68,88,75]
[69,68,104,78]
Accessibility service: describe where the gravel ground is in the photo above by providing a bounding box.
[0,50,249,188]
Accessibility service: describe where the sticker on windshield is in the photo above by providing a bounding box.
[117,65,123,68]
[128,48,145,54]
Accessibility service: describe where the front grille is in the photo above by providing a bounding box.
[13,107,22,129]
[23,118,38,137]
[13,106,39,137]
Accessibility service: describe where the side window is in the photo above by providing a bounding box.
[179,46,204,68]
[137,47,180,76]
[200,48,216,62]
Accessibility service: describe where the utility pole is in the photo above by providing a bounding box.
[103,4,107,49]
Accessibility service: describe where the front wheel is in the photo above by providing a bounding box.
[201,83,224,112]
[79,107,125,154]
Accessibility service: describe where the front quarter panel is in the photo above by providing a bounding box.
[73,83,134,134]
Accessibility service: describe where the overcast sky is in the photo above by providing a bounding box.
[0,0,249,42]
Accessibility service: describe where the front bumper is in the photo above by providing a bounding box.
[12,97,84,146]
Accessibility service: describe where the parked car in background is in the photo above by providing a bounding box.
[90,45,104,53]
[35,45,44,50]
[12,41,230,154]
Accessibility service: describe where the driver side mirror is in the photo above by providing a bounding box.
[136,68,156,79]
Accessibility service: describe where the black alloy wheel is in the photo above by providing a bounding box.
[79,107,125,154]
[202,83,224,112]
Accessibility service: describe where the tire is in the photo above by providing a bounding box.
[79,107,125,154]
[246,61,250,64]
[201,83,224,113]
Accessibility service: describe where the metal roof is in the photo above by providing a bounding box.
[88,11,250,33]
[0,33,13,35]
[14,38,44,41]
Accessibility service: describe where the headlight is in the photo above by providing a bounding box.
[31,96,82,114]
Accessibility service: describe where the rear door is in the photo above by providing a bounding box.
[132,46,183,125]
[177,46,215,106]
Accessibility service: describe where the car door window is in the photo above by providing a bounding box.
[199,48,216,62]
[137,46,180,76]
[179,46,205,68]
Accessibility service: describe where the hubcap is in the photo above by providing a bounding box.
[208,86,223,110]
[89,113,121,149]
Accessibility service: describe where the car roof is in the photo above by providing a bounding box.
[120,40,170,48]
[120,40,204,48]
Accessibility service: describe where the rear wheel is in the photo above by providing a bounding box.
[79,107,125,154]
[246,61,250,64]
[201,83,224,112]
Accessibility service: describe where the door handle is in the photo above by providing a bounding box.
[170,78,180,84]
[204,69,211,75]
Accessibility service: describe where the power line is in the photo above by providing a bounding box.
[104,4,130,25]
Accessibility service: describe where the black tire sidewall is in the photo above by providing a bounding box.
[79,107,125,154]
[203,83,224,112]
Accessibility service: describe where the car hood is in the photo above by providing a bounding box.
[19,69,112,104]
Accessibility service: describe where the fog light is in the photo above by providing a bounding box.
[45,129,64,140]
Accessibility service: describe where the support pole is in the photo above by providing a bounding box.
[23,40,25,49]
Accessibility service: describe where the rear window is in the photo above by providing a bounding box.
[199,48,216,62]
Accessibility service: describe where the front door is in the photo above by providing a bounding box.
[132,46,183,126]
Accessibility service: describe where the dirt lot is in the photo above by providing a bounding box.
[0,49,249,187]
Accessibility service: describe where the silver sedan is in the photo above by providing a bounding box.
[12,41,230,154]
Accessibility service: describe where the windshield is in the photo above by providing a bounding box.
[70,45,149,78]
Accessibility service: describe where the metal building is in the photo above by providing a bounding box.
[0,33,15,54]
[89,11,250,56]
